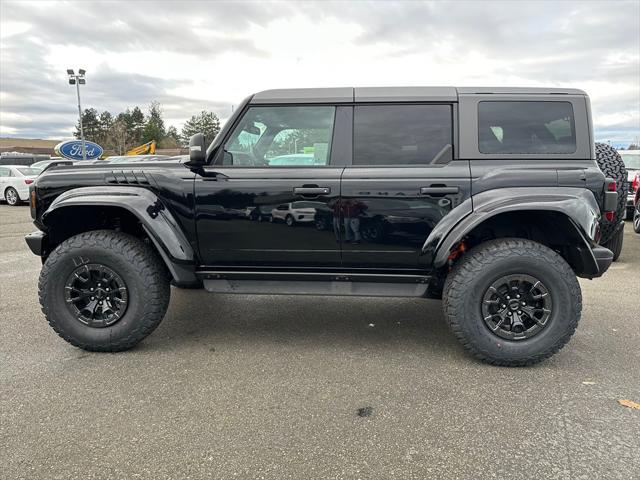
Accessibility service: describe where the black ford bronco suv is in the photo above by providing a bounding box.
[26,87,619,366]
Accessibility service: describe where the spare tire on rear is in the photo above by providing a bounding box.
[595,142,627,249]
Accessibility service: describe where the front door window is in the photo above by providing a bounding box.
[220,106,336,167]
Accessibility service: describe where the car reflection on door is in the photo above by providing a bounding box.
[353,196,447,246]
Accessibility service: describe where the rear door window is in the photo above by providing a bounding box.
[353,105,453,165]
[478,101,576,154]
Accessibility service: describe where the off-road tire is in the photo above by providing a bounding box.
[601,225,624,261]
[5,187,20,206]
[595,142,627,245]
[39,230,170,351]
[443,238,581,367]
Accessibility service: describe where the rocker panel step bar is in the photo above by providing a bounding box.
[197,271,433,297]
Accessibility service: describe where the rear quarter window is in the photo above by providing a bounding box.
[478,101,576,154]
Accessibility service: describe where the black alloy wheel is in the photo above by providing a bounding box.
[481,274,552,341]
[64,263,128,328]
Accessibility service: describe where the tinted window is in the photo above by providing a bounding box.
[353,105,452,166]
[478,101,576,154]
[222,106,335,167]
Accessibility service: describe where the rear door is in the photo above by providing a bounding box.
[194,105,350,268]
[341,103,471,270]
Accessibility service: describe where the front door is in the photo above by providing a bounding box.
[194,105,349,268]
[340,103,471,270]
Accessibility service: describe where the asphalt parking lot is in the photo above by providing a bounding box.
[1,203,638,479]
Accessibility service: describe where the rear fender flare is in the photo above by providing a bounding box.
[422,187,601,269]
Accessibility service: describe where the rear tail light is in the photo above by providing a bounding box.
[603,179,617,221]
[24,179,34,185]
[633,174,639,193]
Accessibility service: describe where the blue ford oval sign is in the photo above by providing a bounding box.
[55,140,103,160]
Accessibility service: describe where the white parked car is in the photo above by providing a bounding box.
[270,201,321,226]
[0,165,39,206]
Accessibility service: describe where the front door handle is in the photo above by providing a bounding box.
[293,187,331,196]
[420,186,459,197]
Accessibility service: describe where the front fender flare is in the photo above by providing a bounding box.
[423,187,601,270]
[41,186,197,284]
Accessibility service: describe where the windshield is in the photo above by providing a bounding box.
[17,167,41,176]
[619,152,640,170]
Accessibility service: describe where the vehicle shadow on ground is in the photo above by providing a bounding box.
[142,289,463,356]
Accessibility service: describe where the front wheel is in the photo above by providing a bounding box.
[285,215,295,227]
[39,230,170,351]
[443,238,581,366]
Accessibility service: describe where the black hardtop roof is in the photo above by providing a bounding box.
[250,86,587,104]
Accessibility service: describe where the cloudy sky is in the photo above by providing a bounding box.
[1,0,639,145]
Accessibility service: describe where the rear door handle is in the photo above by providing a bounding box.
[293,187,331,196]
[420,186,459,197]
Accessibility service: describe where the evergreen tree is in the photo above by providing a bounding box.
[130,106,145,144]
[73,108,101,142]
[181,111,220,146]
[97,111,114,146]
[142,101,165,143]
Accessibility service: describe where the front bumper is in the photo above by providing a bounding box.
[25,230,46,256]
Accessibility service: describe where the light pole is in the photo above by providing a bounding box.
[67,68,87,160]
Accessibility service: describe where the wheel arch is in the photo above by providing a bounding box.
[39,186,198,285]
[424,188,604,278]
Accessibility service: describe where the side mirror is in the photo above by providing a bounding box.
[185,133,206,168]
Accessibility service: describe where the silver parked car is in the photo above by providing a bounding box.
[0,165,40,206]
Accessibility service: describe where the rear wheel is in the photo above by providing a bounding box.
[634,203,640,233]
[443,238,581,366]
[39,230,170,351]
[5,187,20,206]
